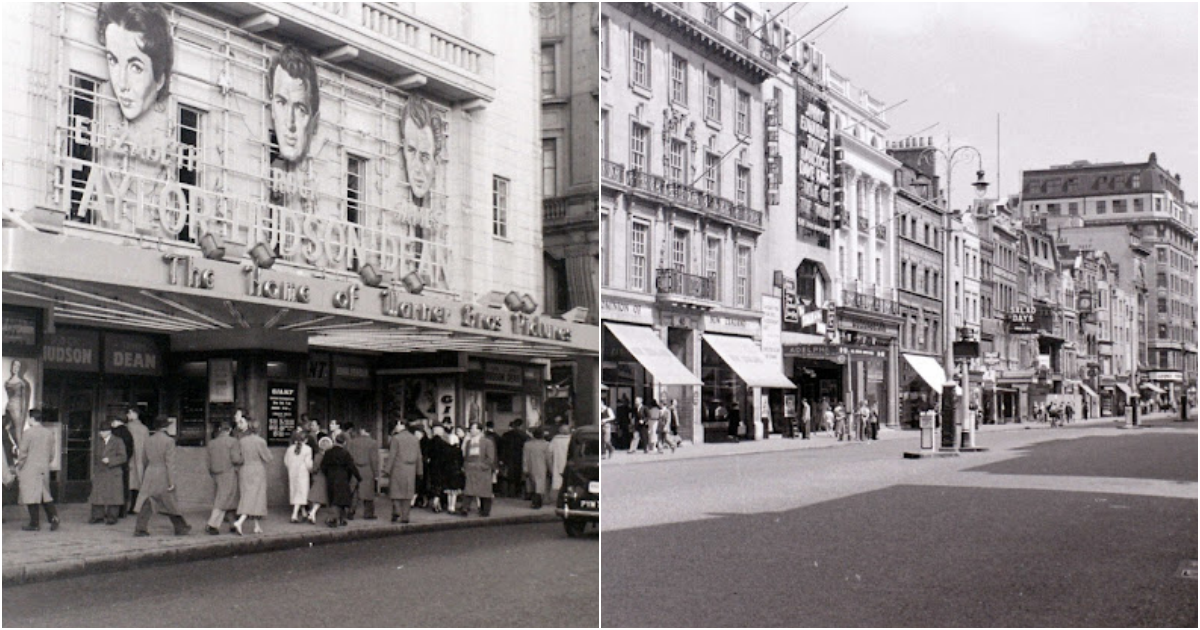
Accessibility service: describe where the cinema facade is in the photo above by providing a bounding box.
[1,2,598,508]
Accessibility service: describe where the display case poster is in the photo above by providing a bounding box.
[783,394,796,418]
[3,356,39,481]
[267,382,298,445]
[209,359,235,403]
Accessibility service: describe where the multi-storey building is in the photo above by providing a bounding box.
[1,2,597,506]
[975,197,1034,421]
[820,65,902,426]
[539,2,601,427]
[599,2,790,444]
[1025,152,1196,405]
[888,138,947,426]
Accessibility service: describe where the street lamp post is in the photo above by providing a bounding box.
[918,142,989,451]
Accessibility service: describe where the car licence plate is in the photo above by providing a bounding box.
[581,500,598,509]
[588,481,600,494]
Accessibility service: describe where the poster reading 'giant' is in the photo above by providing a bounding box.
[796,87,832,237]
[68,2,453,291]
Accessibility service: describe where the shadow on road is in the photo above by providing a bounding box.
[965,432,1198,482]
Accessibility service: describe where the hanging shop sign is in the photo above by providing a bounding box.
[2,307,41,358]
[1007,306,1036,334]
[761,295,783,368]
[796,86,832,238]
[42,328,100,372]
[1076,290,1093,313]
[104,333,162,376]
[765,98,781,206]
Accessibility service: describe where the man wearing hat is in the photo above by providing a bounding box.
[89,422,128,525]
[109,412,135,517]
[16,410,60,531]
[133,416,191,536]
[205,421,243,535]
[385,421,422,524]
[497,419,529,498]
[347,424,380,520]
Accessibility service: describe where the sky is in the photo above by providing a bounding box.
[768,1,1199,211]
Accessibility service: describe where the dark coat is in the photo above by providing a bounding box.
[112,424,134,476]
[347,435,380,500]
[320,445,361,508]
[498,429,529,478]
[425,436,462,494]
[89,435,127,506]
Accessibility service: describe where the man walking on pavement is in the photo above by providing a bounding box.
[386,421,422,524]
[347,425,380,520]
[16,409,60,531]
[498,419,530,496]
[800,397,812,440]
[205,421,242,535]
[628,397,645,453]
[124,406,149,515]
[89,423,127,525]
[523,427,550,509]
[134,416,191,537]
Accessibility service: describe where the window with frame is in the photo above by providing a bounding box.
[1113,199,1127,213]
[66,73,99,220]
[630,220,650,291]
[705,73,721,121]
[542,138,557,197]
[670,54,688,105]
[704,152,720,194]
[540,45,557,96]
[706,237,722,300]
[631,33,650,89]
[1133,198,1143,212]
[735,245,751,308]
[1096,200,1107,214]
[177,104,204,243]
[600,110,608,161]
[601,212,610,286]
[668,139,687,183]
[600,16,609,71]
[735,165,750,206]
[630,122,649,171]
[735,90,750,135]
[492,176,509,238]
[1068,202,1078,215]
[346,154,366,268]
[672,228,689,272]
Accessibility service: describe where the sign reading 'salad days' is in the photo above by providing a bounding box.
[64,3,455,290]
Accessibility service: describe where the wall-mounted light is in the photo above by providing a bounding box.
[504,291,523,311]
[248,242,276,269]
[359,263,383,288]
[199,233,226,260]
[401,271,424,295]
[520,294,538,314]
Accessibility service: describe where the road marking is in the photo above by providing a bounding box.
[1179,560,1197,579]
[910,473,1198,500]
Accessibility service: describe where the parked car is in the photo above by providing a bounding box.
[555,425,599,537]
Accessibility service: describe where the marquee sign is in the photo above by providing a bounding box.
[795,86,832,238]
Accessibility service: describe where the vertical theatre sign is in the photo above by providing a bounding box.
[796,87,831,239]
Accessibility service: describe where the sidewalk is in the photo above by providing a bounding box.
[2,497,556,586]
[603,411,1191,467]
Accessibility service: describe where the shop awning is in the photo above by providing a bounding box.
[604,323,702,386]
[1114,383,1138,398]
[904,354,948,390]
[1141,383,1166,394]
[1079,383,1099,399]
[702,334,796,389]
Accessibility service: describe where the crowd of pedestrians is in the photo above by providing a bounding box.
[9,403,579,537]
[601,396,682,457]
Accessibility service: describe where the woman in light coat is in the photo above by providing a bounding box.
[234,419,273,535]
[283,429,313,523]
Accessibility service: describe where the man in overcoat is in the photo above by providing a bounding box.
[461,422,496,517]
[133,416,191,536]
[124,407,150,514]
[347,426,380,520]
[89,423,127,525]
[16,409,59,531]
[497,419,529,498]
[110,414,135,517]
[386,421,423,523]
[522,427,550,509]
[320,432,361,527]
[205,421,243,534]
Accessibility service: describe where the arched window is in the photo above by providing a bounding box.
[796,260,826,305]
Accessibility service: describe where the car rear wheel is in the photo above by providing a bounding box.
[563,518,587,538]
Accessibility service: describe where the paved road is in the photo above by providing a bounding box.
[4,522,598,627]
[602,423,1197,627]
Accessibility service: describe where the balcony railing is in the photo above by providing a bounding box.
[842,288,900,317]
[601,159,625,185]
[656,268,716,301]
[542,193,596,227]
[616,164,764,229]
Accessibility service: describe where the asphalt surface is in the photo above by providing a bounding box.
[602,423,1197,627]
[3,521,598,627]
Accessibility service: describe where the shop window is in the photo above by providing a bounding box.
[492,175,509,238]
